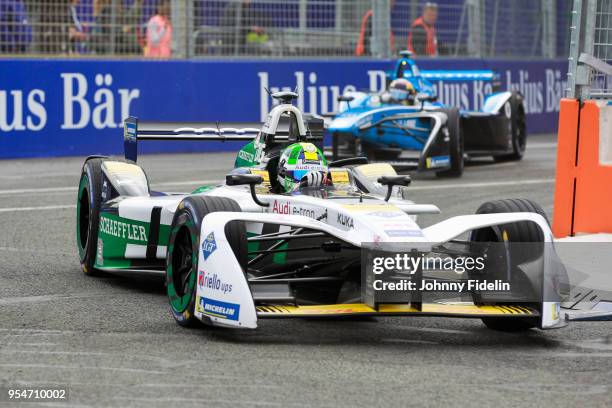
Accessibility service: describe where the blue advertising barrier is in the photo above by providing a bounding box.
[0,58,567,159]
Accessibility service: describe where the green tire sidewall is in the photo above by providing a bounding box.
[76,172,90,262]
[167,210,199,323]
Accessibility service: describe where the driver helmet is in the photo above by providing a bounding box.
[389,78,416,102]
[277,142,328,193]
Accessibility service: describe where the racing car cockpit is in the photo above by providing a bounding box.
[381,78,418,106]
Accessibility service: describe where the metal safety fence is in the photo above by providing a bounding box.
[567,0,612,99]
[0,0,572,59]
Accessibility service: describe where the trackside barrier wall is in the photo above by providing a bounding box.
[553,99,612,237]
[0,58,567,159]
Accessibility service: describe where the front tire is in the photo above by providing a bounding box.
[436,107,464,178]
[494,92,526,162]
[166,196,246,327]
[76,158,105,276]
[471,198,548,332]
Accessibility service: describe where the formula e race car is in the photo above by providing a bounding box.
[328,52,527,177]
[76,92,608,333]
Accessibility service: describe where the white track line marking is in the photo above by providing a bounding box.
[0,180,218,195]
[0,293,107,305]
[409,178,554,191]
[0,363,165,375]
[0,172,77,180]
[0,179,554,213]
[0,205,76,213]
[0,186,76,195]
[527,142,557,149]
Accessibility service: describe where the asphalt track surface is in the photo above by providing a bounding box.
[0,134,610,408]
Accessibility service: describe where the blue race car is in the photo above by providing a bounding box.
[328,52,526,177]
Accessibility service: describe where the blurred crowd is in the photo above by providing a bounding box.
[0,0,172,57]
[1,0,443,58]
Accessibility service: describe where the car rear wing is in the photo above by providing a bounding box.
[419,70,502,91]
[419,70,500,82]
[123,116,324,162]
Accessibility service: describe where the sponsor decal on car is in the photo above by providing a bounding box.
[238,150,255,162]
[426,155,451,169]
[271,200,322,220]
[198,297,240,321]
[198,270,233,294]
[336,213,354,230]
[99,215,147,242]
[202,232,217,260]
[384,229,424,237]
[124,121,137,142]
[294,164,327,172]
[330,169,350,185]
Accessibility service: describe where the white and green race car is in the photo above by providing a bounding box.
[76,93,607,332]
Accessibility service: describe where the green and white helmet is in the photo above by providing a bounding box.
[277,142,328,193]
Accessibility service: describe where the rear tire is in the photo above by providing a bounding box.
[471,198,548,332]
[76,158,105,277]
[494,92,526,162]
[166,196,246,327]
[436,107,464,178]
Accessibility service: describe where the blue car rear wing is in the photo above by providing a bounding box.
[123,116,324,162]
[419,70,500,82]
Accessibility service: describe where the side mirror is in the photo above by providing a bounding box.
[378,175,412,201]
[226,174,262,186]
[226,174,269,207]
[337,95,355,103]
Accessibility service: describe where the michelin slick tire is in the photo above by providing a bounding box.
[436,107,464,178]
[166,196,247,327]
[494,92,527,162]
[77,158,105,277]
[470,198,548,332]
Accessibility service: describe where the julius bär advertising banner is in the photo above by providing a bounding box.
[0,58,566,158]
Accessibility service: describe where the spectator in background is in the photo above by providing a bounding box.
[67,0,88,54]
[220,0,272,55]
[117,0,144,54]
[91,0,112,54]
[145,0,172,58]
[92,0,144,55]
[38,0,69,53]
[0,0,32,53]
[408,2,439,57]
[355,0,396,57]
